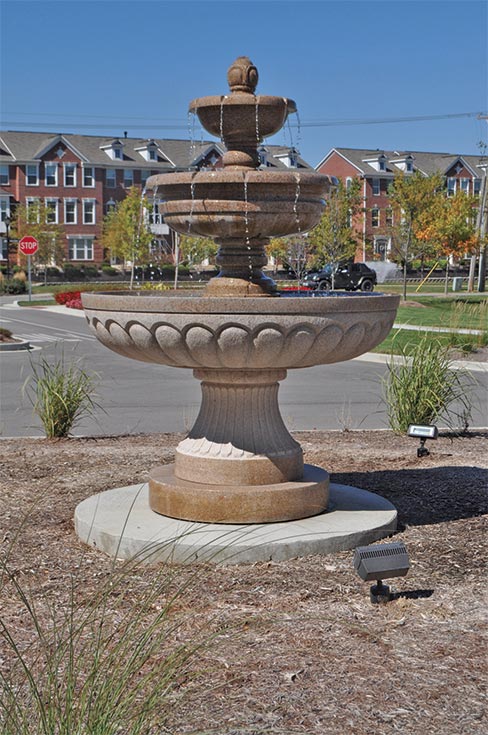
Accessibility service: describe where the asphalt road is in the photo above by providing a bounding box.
[1,300,486,438]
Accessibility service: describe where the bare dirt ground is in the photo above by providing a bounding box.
[1,430,487,734]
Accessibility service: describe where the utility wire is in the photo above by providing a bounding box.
[1,111,485,132]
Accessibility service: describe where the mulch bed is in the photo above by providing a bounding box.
[0,430,487,734]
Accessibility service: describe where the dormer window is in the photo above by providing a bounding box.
[100,139,125,161]
[362,153,387,172]
[378,158,386,171]
[135,140,159,162]
[406,159,413,172]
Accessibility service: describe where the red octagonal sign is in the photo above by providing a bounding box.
[19,236,39,256]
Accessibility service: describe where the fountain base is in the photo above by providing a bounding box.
[149,463,329,523]
[74,482,397,564]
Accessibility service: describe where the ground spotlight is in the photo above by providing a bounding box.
[353,541,410,604]
[407,424,438,457]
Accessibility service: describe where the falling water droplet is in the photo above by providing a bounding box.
[188,173,196,237]
[293,172,302,235]
[255,95,260,143]
[243,172,253,281]
[188,109,197,166]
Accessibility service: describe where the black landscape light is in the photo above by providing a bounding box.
[407,424,438,457]
[353,541,410,604]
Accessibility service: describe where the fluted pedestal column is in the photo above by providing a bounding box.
[149,368,329,523]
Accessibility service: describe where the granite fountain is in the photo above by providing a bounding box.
[76,58,400,562]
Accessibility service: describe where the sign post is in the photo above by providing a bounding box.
[19,236,39,303]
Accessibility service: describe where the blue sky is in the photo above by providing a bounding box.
[1,0,486,166]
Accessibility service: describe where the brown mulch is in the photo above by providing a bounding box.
[1,430,487,734]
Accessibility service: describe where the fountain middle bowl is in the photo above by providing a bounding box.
[81,291,400,370]
[147,169,333,239]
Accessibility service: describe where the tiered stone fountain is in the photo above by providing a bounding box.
[77,58,400,561]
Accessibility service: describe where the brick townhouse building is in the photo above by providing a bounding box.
[316,147,487,262]
[0,131,311,269]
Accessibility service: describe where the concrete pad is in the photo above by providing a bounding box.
[75,483,397,565]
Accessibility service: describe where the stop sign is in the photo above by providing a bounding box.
[19,236,39,256]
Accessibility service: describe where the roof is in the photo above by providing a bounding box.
[0,130,315,171]
[0,131,224,170]
[317,147,486,177]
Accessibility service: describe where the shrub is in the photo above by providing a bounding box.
[0,327,13,340]
[13,271,26,282]
[81,265,100,278]
[383,332,473,434]
[63,264,85,281]
[24,352,101,438]
[0,279,26,294]
[101,264,118,276]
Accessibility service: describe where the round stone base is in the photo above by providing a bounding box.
[74,483,398,565]
[149,463,329,523]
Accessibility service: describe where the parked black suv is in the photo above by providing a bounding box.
[300,262,377,292]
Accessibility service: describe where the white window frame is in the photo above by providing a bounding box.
[378,157,386,172]
[447,177,456,197]
[105,198,116,215]
[26,197,40,223]
[106,168,116,187]
[113,147,123,160]
[64,198,78,225]
[45,162,58,186]
[0,197,10,224]
[82,199,96,225]
[26,164,39,186]
[45,198,59,224]
[123,169,134,188]
[386,207,393,227]
[68,236,94,261]
[371,207,380,228]
[83,166,95,188]
[372,178,380,196]
[460,178,470,194]
[474,178,482,196]
[0,164,9,185]
[64,162,77,187]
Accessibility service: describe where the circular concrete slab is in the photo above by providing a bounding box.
[75,483,397,565]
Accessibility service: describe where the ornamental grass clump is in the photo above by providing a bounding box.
[0,548,212,735]
[383,332,473,434]
[25,353,100,438]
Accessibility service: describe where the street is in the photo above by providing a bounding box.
[1,301,487,438]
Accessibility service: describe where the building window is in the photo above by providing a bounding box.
[26,198,40,222]
[386,207,393,227]
[447,177,456,197]
[45,198,58,224]
[26,164,39,186]
[105,199,116,215]
[64,199,77,224]
[141,170,151,186]
[64,163,77,187]
[0,197,9,223]
[372,178,380,196]
[371,208,380,227]
[474,178,482,196]
[460,178,470,194]
[106,169,116,188]
[378,158,386,171]
[113,147,122,160]
[83,199,96,224]
[123,169,134,188]
[148,148,157,161]
[345,177,353,191]
[68,237,94,261]
[45,162,57,186]
[83,166,95,187]
[406,159,413,173]
[0,165,9,185]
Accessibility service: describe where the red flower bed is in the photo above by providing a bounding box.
[279,286,311,292]
[55,290,81,305]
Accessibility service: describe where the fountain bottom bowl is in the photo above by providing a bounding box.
[149,462,329,523]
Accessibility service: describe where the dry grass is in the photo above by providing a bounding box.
[0,430,487,734]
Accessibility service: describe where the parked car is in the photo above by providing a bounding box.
[300,262,377,292]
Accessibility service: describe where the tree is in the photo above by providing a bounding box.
[103,187,153,289]
[13,200,65,284]
[179,234,218,272]
[416,190,478,294]
[308,178,362,288]
[266,237,289,274]
[388,171,444,301]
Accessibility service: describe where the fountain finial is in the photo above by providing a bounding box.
[227,56,258,94]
